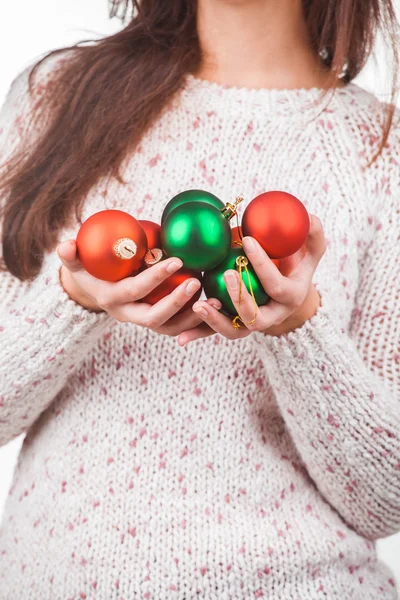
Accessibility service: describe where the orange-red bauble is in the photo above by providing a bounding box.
[139,220,162,250]
[231,225,280,269]
[241,191,310,259]
[231,225,243,246]
[142,269,202,314]
[76,210,148,282]
[139,220,163,266]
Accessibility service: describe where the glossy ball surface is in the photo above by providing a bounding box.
[231,225,243,246]
[161,202,232,271]
[242,191,310,259]
[231,225,280,269]
[76,210,147,282]
[138,220,162,250]
[161,189,225,223]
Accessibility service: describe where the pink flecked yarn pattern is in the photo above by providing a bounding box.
[0,55,399,599]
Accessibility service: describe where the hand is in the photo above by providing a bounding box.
[57,240,221,337]
[178,214,326,346]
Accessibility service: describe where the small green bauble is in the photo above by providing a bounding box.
[161,189,225,224]
[161,201,232,271]
[203,246,270,317]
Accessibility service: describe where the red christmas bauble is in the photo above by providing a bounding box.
[231,225,243,246]
[139,220,164,266]
[241,191,310,259]
[76,210,148,282]
[138,220,162,250]
[142,268,202,314]
[231,225,280,269]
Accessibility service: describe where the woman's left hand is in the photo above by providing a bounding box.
[177,214,327,346]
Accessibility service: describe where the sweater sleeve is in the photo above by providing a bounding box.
[0,59,112,448]
[251,160,400,541]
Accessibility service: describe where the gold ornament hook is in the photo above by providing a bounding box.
[231,253,259,329]
[221,196,244,221]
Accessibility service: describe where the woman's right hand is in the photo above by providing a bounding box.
[57,239,219,337]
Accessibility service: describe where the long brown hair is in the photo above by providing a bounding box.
[1,0,398,280]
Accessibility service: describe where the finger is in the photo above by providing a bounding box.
[158,308,205,336]
[306,214,327,260]
[278,246,307,277]
[190,300,249,340]
[112,300,150,324]
[257,298,295,330]
[119,277,202,329]
[289,214,327,280]
[57,240,83,273]
[223,269,299,332]
[223,269,269,330]
[177,322,217,347]
[98,258,184,306]
[222,270,292,330]
[241,236,300,304]
[205,298,222,310]
[148,278,203,326]
[158,299,222,337]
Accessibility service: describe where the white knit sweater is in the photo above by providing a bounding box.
[0,55,399,600]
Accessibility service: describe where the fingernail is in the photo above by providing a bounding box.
[224,271,239,290]
[166,260,182,273]
[194,306,208,317]
[209,299,222,309]
[243,236,256,253]
[185,280,201,296]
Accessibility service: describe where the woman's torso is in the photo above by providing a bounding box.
[0,79,396,599]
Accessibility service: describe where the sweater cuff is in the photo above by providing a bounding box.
[252,280,343,359]
[15,252,110,331]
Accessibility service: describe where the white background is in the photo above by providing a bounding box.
[0,0,399,584]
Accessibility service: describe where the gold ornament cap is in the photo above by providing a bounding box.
[144,248,163,266]
[221,196,244,221]
[114,238,137,260]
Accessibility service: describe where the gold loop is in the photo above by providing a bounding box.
[245,315,257,326]
[231,253,258,329]
[235,256,248,268]
[232,316,242,330]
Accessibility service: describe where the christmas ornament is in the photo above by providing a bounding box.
[142,268,202,313]
[161,197,243,271]
[161,189,225,224]
[139,220,161,250]
[76,210,148,282]
[231,225,280,269]
[139,220,163,266]
[203,245,269,321]
[242,191,310,259]
[231,225,243,246]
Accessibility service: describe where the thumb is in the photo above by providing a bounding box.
[56,240,83,273]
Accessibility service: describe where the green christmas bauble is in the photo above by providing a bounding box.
[203,246,270,317]
[161,189,225,224]
[161,201,232,271]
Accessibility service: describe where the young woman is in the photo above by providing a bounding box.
[0,0,399,597]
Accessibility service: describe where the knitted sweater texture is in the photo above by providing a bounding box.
[0,55,400,600]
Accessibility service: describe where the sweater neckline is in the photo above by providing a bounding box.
[179,73,357,120]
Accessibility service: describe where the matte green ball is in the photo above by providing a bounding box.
[203,246,270,317]
[161,189,225,224]
[161,201,232,271]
